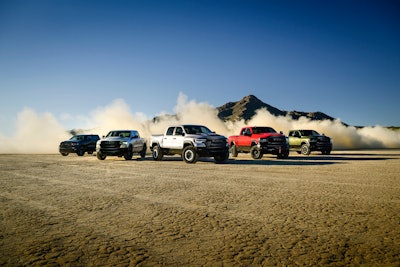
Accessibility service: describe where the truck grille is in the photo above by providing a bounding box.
[60,142,76,149]
[100,141,120,149]
[266,136,286,144]
[206,139,226,149]
[317,136,330,144]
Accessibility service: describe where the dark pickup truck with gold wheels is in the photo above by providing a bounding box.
[288,130,332,155]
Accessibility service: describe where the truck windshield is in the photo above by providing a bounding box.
[107,131,131,138]
[70,135,85,141]
[252,127,277,134]
[300,130,320,136]
[183,125,212,134]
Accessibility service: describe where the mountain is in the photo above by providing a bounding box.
[217,95,342,124]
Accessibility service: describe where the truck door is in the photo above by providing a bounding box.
[238,128,251,148]
[162,127,176,148]
[131,131,142,152]
[289,131,301,148]
[171,127,185,149]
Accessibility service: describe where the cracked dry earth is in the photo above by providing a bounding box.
[1,150,399,266]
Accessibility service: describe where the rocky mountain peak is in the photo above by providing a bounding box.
[217,95,341,124]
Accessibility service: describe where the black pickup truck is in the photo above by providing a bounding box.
[59,134,100,156]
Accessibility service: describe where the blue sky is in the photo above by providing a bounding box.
[1,0,399,136]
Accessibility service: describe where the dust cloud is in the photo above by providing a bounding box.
[0,93,399,153]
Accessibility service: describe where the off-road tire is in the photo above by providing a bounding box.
[301,144,311,155]
[230,144,238,157]
[76,148,85,156]
[140,144,147,158]
[124,146,133,160]
[152,145,164,161]
[214,151,229,163]
[97,152,106,160]
[277,152,289,159]
[60,153,69,156]
[321,150,331,155]
[250,145,263,159]
[182,146,199,163]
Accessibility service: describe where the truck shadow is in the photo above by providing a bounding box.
[287,155,396,161]
[222,154,396,166]
[225,158,337,166]
[137,154,396,165]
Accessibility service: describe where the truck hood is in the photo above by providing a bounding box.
[187,133,226,140]
[100,136,130,142]
[60,140,83,145]
[253,133,283,138]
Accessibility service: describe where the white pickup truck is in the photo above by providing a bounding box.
[150,124,229,163]
[96,130,147,160]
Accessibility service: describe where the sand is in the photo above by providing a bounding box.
[0,150,399,266]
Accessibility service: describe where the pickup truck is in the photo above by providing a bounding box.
[96,130,147,160]
[288,129,332,155]
[59,134,100,156]
[228,126,289,159]
[149,124,229,163]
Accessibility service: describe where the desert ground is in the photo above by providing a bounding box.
[0,150,399,266]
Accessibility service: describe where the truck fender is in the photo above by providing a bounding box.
[151,141,160,149]
[183,141,195,148]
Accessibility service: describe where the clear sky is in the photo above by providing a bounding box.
[1,0,399,136]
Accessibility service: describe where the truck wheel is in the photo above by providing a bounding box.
[322,150,331,155]
[97,152,106,160]
[124,146,133,160]
[140,144,147,158]
[152,145,163,161]
[60,152,69,156]
[214,151,229,164]
[301,144,311,155]
[277,152,289,159]
[182,146,199,163]
[230,144,238,157]
[76,148,85,156]
[250,145,263,159]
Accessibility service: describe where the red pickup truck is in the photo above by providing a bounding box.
[228,126,289,159]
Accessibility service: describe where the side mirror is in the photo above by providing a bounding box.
[181,132,185,136]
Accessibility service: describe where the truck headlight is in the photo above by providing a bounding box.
[195,138,207,143]
[194,138,207,147]
[120,141,128,148]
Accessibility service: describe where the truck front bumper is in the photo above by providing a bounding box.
[260,144,289,155]
[98,148,128,156]
[310,143,332,152]
[197,147,229,157]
